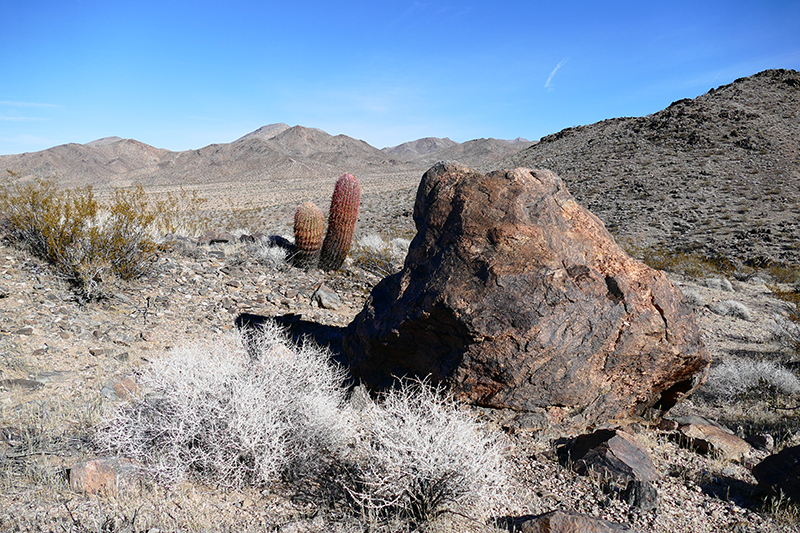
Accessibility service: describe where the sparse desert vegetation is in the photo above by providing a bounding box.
[1,69,800,532]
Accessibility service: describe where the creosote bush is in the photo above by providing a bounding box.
[98,325,508,529]
[0,176,205,299]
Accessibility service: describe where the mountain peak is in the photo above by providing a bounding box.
[235,123,291,142]
[85,136,124,147]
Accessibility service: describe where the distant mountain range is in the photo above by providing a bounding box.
[3,68,797,267]
[0,125,533,191]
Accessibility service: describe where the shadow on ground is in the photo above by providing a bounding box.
[234,312,348,367]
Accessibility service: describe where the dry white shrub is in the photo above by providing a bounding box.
[705,278,734,292]
[345,380,508,527]
[98,323,352,487]
[708,299,753,321]
[251,240,289,269]
[98,326,508,529]
[681,287,704,307]
[703,358,800,399]
[351,234,411,276]
[769,313,800,350]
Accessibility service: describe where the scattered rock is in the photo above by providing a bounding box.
[515,510,640,532]
[621,479,660,512]
[312,283,341,310]
[0,378,45,391]
[752,445,800,502]
[68,457,141,495]
[745,433,774,453]
[560,429,661,483]
[102,377,139,401]
[198,230,235,245]
[678,423,752,462]
[344,163,711,427]
[558,429,660,511]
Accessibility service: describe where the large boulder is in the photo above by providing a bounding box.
[343,163,710,426]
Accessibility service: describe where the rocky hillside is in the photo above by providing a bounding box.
[507,69,800,268]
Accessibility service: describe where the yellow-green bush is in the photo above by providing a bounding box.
[0,177,172,299]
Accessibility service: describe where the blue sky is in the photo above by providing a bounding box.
[2,0,798,155]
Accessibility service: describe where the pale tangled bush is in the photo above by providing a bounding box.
[345,380,508,526]
[251,240,290,269]
[98,324,352,487]
[680,287,704,307]
[703,358,800,399]
[708,299,753,321]
[770,313,800,350]
[98,326,509,528]
[351,233,411,276]
[705,278,735,292]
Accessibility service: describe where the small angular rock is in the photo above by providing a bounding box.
[516,510,640,532]
[312,283,341,310]
[560,429,661,483]
[678,423,752,462]
[69,457,141,495]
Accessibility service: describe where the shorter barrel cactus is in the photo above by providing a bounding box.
[292,201,324,269]
[319,173,361,271]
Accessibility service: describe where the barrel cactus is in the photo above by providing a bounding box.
[292,201,325,269]
[319,173,361,271]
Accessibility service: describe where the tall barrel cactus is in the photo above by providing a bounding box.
[319,173,361,271]
[292,201,325,269]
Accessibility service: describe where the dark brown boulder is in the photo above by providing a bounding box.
[343,163,710,425]
[558,429,660,511]
[559,429,661,483]
[752,445,800,502]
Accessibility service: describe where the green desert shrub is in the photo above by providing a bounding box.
[0,177,171,299]
[0,179,209,299]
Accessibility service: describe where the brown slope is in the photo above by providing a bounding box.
[381,137,459,160]
[234,123,291,142]
[507,68,800,267]
[0,138,168,188]
[433,137,534,170]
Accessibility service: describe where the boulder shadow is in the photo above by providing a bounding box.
[234,312,348,367]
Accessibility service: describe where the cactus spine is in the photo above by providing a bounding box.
[319,173,360,271]
[292,201,325,269]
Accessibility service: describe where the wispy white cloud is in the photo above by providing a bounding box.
[544,58,569,90]
[0,100,59,108]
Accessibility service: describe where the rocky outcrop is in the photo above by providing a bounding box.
[344,163,710,426]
